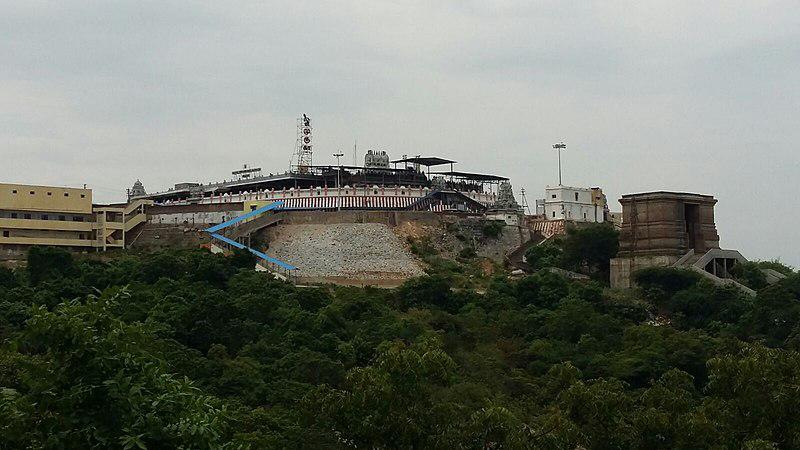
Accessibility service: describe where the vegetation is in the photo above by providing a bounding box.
[0,246,798,448]
[524,223,619,280]
[482,221,505,239]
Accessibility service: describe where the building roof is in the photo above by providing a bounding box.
[620,191,716,200]
[432,171,509,181]
[545,184,593,192]
[390,156,456,166]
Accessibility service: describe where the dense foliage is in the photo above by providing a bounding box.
[525,223,619,280]
[1,246,799,449]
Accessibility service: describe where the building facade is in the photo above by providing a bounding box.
[609,191,720,288]
[0,183,149,259]
[537,185,608,223]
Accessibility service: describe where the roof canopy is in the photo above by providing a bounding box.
[391,156,456,166]
[433,171,509,182]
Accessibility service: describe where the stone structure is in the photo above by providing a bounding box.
[486,181,523,225]
[128,179,146,200]
[610,191,721,288]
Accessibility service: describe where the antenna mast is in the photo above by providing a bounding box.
[520,188,531,215]
[293,114,313,173]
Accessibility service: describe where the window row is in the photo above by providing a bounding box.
[8,189,85,198]
[1,230,90,239]
[3,212,86,222]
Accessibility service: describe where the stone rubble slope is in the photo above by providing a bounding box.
[267,223,425,279]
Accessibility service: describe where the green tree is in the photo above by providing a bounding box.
[524,241,562,271]
[302,338,466,448]
[0,290,231,449]
[560,224,619,279]
[697,344,800,448]
[27,246,77,285]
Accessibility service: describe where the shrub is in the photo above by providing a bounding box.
[482,221,504,238]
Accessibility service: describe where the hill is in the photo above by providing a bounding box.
[0,245,799,448]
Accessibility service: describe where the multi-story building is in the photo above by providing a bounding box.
[0,183,149,259]
[536,185,608,223]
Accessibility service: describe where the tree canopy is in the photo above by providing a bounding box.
[0,246,798,448]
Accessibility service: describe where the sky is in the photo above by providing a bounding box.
[1,1,798,267]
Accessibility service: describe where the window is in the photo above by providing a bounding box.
[72,216,84,222]
[29,191,35,195]
[23,213,31,219]
[552,211,556,218]
[80,194,86,198]
[10,213,17,219]
[11,190,17,194]
[250,205,257,211]
[575,192,579,201]
[42,215,48,220]
[584,213,587,219]
[2,231,8,237]
[47,192,52,196]
[551,194,556,199]
[64,193,69,197]
[58,215,66,221]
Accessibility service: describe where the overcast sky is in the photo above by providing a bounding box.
[1,1,798,266]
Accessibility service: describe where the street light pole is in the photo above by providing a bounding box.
[553,142,566,186]
[334,152,344,211]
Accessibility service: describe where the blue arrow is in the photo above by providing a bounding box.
[204,200,285,233]
[210,233,297,271]
[203,200,297,271]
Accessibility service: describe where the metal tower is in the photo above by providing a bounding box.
[520,188,531,215]
[293,114,313,173]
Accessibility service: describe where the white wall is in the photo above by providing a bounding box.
[543,186,605,223]
[148,210,239,225]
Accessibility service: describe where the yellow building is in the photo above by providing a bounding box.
[0,183,150,258]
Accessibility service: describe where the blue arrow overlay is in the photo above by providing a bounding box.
[203,201,297,271]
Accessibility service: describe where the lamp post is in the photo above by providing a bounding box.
[334,152,344,211]
[552,142,566,186]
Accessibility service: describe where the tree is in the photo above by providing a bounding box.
[0,290,231,449]
[524,241,562,271]
[26,246,77,285]
[302,338,465,448]
[742,275,800,346]
[698,344,800,448]
[0,266,17,289]
[560,224,619,279]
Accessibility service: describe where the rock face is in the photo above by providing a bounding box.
[266,223,424,284]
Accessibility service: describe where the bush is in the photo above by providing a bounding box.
[560,224,619,278]
[524,241,562,271]
[633,267,701,301]
[731,261,769,290]
[26,246,76,285]
[482,221,504,239]
[459,247,477,259]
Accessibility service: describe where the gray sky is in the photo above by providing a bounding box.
[2,1,798,267]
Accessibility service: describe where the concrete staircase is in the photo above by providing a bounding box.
[225,212,284,240]
[671,248,782,296]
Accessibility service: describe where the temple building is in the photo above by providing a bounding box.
[609,191,782,293]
